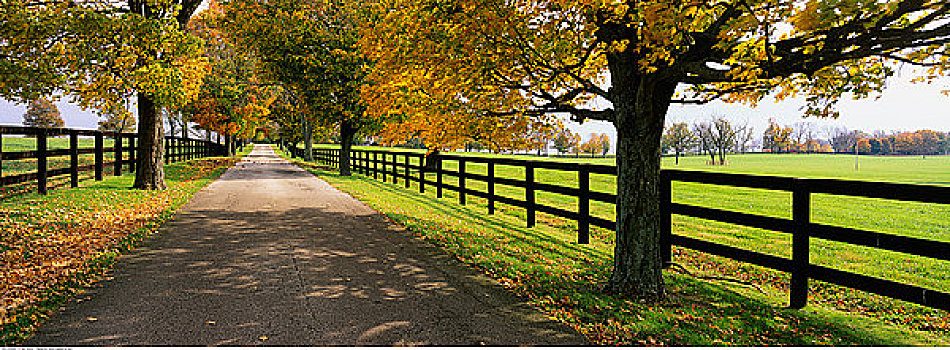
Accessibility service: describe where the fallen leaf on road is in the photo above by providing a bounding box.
[86,317,98,322]
[206,321,216,326]
[259,336,268,341]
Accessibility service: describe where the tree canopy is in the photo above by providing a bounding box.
[2,0,210,189]
[357,0,950,297]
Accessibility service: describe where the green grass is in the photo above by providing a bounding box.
[280,148,947,345]
[0,146,250,345]
[312,145,950,292]
[2,137,121,180]
[285,144,950,344]
[2,136,99,152]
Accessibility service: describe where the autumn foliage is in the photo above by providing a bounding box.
[21,98,63,129]
[0,158,239,344]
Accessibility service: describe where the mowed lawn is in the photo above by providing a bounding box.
[286,145,950,345]
[2,136,117,177]
[333,146,950,290]
[298,144,950,342]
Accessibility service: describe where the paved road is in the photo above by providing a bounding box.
[26,145,587,346]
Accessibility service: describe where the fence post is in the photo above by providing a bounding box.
[0,129,3,181]
[660,170,671,262]
[373,151,379,179]
[382,152,388,182]
[95,132,103,181]
[391,153,398,184]
[419,155,425,193]
[69,130,79,188]
[436,155,443,198]
[129,136,136,173]
[37,129,48,195]
[526,164,535,228]
[114,133,122,176]
[404,154,410,188]
[578,167,590,244]
[459,159,466,205]
[790,178,811,309]
[488,160,495,214]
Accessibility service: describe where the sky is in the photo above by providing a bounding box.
[2,13,947,150]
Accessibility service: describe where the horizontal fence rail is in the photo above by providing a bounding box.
[284,144,950,313]
[1,125,230,194]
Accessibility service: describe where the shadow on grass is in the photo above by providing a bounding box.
[294,160,942,346]
[309,164,609,262]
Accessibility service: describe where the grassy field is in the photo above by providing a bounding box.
[288,144,950,344]
[0,146,250,345]
[2,136,118,178]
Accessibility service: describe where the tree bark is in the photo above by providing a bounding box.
[303,116,313,162]
[605,58,676,298]
[132,93,167,190]
[224,134,233,156]
[339,120,355,176]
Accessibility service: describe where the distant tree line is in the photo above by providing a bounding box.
[552,128,610,157]
[766,120,950,156]
[662,117,950,165]
[661,116,754,165]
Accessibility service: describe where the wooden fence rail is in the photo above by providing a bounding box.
[1,125,228,194]
[284,144,950,313]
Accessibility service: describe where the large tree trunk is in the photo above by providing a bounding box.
[424,149,441,170]
[339,120,355,176]
[303,116,313,162]
[605,60,676,298]
[132,93,166,190]
[224,134,233,156]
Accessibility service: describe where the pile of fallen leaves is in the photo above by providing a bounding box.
[0,157,239,344]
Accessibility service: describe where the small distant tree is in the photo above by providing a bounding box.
[917,130,942,157]
[790,122,811,153]
[830,128,864,153]
[763,119,792,153]
[856,138,872,153]
[98,110,137,134]
[693,121,716,164]
[580,133,604,156]
[662,123,696,165]
[708,118,736,165]
[22,98,64,128]
[552,126,580,155]
[598,133,610,157]
[732,122,755,154]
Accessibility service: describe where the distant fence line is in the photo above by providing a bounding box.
[0,125,234,195]
[283,143,950,313]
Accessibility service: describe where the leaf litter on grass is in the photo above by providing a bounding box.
[0,157,240,344]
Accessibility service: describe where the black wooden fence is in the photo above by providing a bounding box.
[0,125,228,194]
[285,144,950,313]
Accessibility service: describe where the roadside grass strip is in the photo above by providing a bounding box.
[0,150,248,345]
[282,151,948,346]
